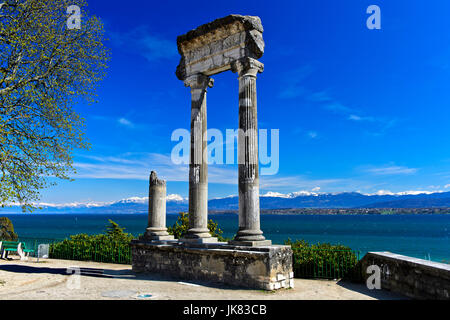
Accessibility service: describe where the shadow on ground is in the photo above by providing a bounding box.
[336,280,409,300]
[0,262,256,291]
[0,264,131,279]
[1,260,410,298]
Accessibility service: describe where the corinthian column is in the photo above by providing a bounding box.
[182,74,217,242]
[230,58,271,246]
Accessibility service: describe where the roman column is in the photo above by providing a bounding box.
[230,57,271,246]
[145,171,174,241]
[182,74,216,242]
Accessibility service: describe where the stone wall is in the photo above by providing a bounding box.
[359,252,450,300]
[131,240,293,291]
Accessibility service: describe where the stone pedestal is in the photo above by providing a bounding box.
[131,240,294,291]
[144,171,174,241]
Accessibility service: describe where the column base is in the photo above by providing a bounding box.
[144,227,173,241]
[142,234,175,241]
[228,240,272,247]
[179,237,219,244]
[184,228,212,239]
[233,229,266,242]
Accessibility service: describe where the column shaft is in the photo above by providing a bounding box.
[145,171,173,241]
[231,58,270,245]
[185,74,214,239]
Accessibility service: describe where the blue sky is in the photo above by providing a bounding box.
[40,0,450,204]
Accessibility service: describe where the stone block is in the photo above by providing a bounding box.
[359,252,450,300]
[131,240,293,291]
[228,240,272,247]
[276,274,286,281]
[179,237,219,244]
[176,15,265,80]
[264,282,275,291]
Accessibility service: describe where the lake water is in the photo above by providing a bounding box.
[3,213,449,264]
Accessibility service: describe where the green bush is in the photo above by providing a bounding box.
[285,239,359,280]
[167,212,230,242]
[49,220,133,264]
[0,217,18,241]
[48,216,361,279]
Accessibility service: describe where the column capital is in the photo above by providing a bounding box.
[231,57,264,77]
[184,74,214,89]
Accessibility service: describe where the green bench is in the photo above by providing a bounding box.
[0,241,35,260]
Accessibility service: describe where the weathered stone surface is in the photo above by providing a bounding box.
[228,240,272,247]
[131,240,293,291]
[359,252,450,300]
[144,171,173,241]
[176,14,264,80]
[182,74,213,241]
[230,57,266,245]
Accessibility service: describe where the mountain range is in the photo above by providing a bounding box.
[2,190,450,214]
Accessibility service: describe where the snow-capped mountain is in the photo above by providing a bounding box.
[2,191,450,213]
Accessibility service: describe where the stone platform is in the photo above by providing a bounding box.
[130,240,293,291]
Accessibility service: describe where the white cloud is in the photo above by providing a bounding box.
[348,114,375,122]
[74,152,239,184]
[365,165,418,175]
[109,26,177,62]
[118,117,134,128]
[74,153,187,181]
[118,194,187,203]
[445,184,450,189]
[278,65,314,99]
[325,102,354,114]
[260,175,342,189]
[307,131,318,139]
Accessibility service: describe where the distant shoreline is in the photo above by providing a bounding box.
[211,208,450,215]
[2,208,450,215]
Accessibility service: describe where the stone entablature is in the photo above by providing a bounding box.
[176,15,264,80]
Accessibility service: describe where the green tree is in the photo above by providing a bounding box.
[0,216,18,240]
[167,212,229,242]
[105,219,133,241]
[0,0,109,211]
